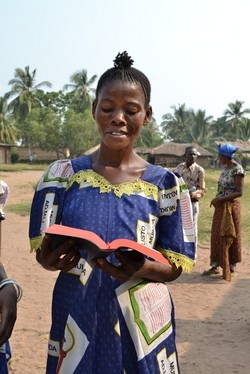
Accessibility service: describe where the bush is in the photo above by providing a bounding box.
[11,148,20,163]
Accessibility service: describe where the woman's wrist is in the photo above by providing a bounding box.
[0,278,23,302]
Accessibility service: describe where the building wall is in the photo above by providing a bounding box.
[0,146,11,164]
[16,147,64,162]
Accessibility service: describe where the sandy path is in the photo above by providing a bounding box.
[0,170,249,373]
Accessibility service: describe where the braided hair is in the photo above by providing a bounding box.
[95,51,151,106]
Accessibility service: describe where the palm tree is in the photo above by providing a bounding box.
[0,96,17,143]
[189,109,213,146]
[161,104,192,142]
[224,100,250,137]
[6,66,52,123]
[63,69,97,112]
[238,117,250,141]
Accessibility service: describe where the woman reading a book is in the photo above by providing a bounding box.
[29,51,196,373]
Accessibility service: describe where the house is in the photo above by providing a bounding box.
[0,144,13,164]
[135,143,213,168]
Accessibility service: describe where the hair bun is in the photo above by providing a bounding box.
[113,51,134,69]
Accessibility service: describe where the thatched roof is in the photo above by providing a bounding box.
[150,142,212,157]
[84,142,212,157]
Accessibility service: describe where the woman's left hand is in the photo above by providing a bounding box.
[92,250,181,283]
[210,197,222,207]
[92,250,145,282]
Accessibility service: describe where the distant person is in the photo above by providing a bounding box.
[29,153,33,165]
[203,144,244,281]
[0,261,22,373]
[0,181,10,221]
[173,146,205,248]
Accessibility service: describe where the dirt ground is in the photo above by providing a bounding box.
[1,170,250,373]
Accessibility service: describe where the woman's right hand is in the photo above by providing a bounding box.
[36,234,81,272]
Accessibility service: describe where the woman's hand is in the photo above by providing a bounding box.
[210,197,222,208]
[0,284,17,346]
[92,250,182,283]
[36,234,81,272]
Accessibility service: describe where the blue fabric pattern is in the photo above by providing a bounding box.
[29,155,195,373]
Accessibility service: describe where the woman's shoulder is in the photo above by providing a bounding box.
[144,164,180,189]
[231,162,245,175]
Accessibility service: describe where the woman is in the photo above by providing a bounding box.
[29,52,196,373]
[203,144,244,281]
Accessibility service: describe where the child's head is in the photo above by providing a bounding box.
[95,51,151,108]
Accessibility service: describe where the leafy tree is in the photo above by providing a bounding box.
[20,108,62,157]
[38,90,74,116]
[135,118,163,147]
[61,109,100,158]
[0,96,17,143]
[6,66,52,123]
[63,69,97,113]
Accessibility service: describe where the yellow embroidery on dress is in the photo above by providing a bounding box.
[67,170,158,199]
[158,247,195,272]
[30,237,43,253]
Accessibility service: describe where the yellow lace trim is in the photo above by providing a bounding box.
[158,247,195,272]
[30,237,43,253]
[67,170,158,199]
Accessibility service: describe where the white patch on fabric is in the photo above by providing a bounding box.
[79,260,93,286]
[158,187,179,216]
[157,348,179,374]
[179,188,195,243]
[40,193,58,233]
[48,339,60,357]
[36,161,73,191]
[116,280,173,360]
[136,214,158,248]
[57,314,89,374]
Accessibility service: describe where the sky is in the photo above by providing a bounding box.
[1,0,250,124]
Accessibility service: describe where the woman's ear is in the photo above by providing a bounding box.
[92,100,97,119]
[143,106,153,126]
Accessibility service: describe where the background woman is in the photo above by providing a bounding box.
[203,144,244,281]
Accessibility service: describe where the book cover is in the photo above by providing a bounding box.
[43,224,170,266]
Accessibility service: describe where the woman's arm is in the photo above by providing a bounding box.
[0,262,17,346]
[211,174,244,207]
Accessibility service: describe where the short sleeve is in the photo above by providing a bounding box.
[233,164,245,176]
[29,160,74,252]
[156,170,196,272]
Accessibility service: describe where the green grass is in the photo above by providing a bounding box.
[5,201,31,216]
[0,163,48,172]
[198,168,250,250]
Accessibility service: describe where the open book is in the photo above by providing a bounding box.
[43,224,170,266]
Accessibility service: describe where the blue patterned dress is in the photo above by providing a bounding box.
[0,342,10,373]
[29,155,195,374]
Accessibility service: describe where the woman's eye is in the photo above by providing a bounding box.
[126,110,137,115]
[102,108,112,113]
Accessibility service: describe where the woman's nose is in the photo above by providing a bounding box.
[112,109,126,124]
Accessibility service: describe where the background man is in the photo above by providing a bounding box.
[173,146,205,248]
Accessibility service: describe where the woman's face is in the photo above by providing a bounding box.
[218,154,230,165]
[92,80,152,150]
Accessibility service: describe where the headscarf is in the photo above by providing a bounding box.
[218,144,238,159]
